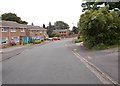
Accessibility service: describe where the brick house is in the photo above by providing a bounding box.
[53,29,70,38]
[26,25,48,41]
[0,21,28,47]
[0,21,48,47]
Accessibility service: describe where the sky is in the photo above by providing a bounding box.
[0,0,84,29]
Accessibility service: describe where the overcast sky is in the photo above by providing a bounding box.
[0,0,84,29]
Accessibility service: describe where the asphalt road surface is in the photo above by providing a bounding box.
[2,38,102,84]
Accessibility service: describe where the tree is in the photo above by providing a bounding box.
[43,24,46,28]
[46,22,54,37]
[51,32,61,37]
[54,21,69,29]
[72,26,79,34]
[2,12,28,24]
[78,6,120,49]
[81,1,120,12]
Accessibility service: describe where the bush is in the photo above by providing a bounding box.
[78,6,120,49]
[75,38,82,43]
[51,32,61,37]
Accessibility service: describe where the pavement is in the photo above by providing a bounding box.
[0,41,50,61]
[66,41,119,84]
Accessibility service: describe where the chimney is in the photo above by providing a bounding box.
[31,23,34,26]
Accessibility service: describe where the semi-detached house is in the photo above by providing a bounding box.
[0,21,47,48]
[26,25,47,41]
[0,21,27,47]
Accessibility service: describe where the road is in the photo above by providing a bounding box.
[2,38,103,84]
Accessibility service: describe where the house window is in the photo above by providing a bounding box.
[11,28,16,32]
[20,28,25,32]
[1,37,8,44]
[36,30,39,32]
[12,37,19,43]
[1,27,7,32]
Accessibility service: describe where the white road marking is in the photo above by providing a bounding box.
[87,56,92,59]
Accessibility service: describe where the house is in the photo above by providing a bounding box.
[26,25,47,42]
[53,29,70,38]
[0,21,28,47]
[0,20,48,47]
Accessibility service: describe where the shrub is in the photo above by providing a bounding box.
[78,6,120,49]
[75,38,82,43]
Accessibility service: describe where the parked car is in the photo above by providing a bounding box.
[33,38,41,44]
[46,38,53,41]
[52,37,58,40]
[10,39,16,46]
[58,37,61,40]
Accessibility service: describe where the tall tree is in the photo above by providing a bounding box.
[54,21,69,29]
[43,24,46,28]
[78,6,120,49]
[81,1,120,12]
[72,26,79,34]
[2,12,28,24]
[46,22,54,37]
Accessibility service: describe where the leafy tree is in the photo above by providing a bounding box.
[78,6,120,49]
[72,26,79,34]
[51,32,61,37]
[18,21,28,25]
[54,21,69,29]
[81,1,120,12]
[2,12,28,24]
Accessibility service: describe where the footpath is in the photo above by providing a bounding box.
[67,41,119,84]
[0,41,51,62]
[0,46,26,54]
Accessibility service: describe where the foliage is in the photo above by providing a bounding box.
[51,32,61,37]
[72,26,79,34]
[2,13,28,24]
[43,24,46,28]
[46,21,69,37]
[46,22,54,37]
[75,38,82,43]
[81,2,120,12]
[78,6,120,49]
[54,21,69,29]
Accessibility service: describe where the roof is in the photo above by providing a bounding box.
[27,25,46,31]
[0,21,27,28]
[0,21,46,31]
[53,29,69,32]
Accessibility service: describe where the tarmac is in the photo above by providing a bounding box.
[71,42,119,84]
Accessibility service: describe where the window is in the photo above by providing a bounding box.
[20,28,25,32]
[36,30,39,32]
[12,37,19,43]
[1,37,8,44]
[11,28,16,32]
[1,27,7,32]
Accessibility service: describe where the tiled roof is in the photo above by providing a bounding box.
[53,29,69,32]
[27,25,46,30]
[0,21,27,28]
[0,21,46,31]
